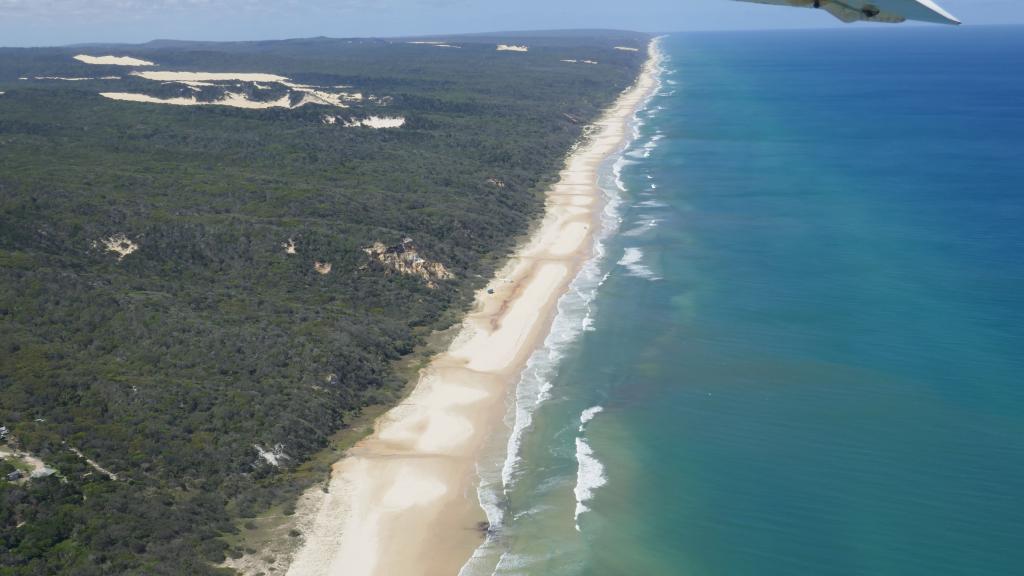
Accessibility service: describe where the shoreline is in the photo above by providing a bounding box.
[283,40,662,576]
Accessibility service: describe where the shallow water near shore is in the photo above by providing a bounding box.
[462,27,1024,576]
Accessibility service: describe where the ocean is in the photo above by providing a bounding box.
[461,26,1024,576]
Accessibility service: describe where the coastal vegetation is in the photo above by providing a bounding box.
[0,31,647,574]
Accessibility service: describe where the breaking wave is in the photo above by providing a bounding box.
[622,218,661,237]
[618,247,660,280]
[574,405,607,530]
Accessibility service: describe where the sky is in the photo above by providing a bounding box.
[0,0,1019,47]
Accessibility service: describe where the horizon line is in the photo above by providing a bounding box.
[3,22,1020,50]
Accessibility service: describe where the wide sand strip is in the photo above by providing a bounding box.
[285,41,661,576]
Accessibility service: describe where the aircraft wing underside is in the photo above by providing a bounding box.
[735,0,961,25]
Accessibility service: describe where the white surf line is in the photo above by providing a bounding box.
[574,405,606,530]
[460,37,666,576]
[618,247,660,280]
[578,405,604,432]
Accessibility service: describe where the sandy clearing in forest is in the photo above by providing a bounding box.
[97,233,138,260]
[0,446,56,479]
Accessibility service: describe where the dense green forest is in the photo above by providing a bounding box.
[0,31,647,574]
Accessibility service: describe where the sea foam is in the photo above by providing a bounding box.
[618,247,660,280]
[466,171,622,575]
[622,219,661,237]
[494,39,664,506]
[574,405,607,530]
[499,161,624,491]
[579,405,604,431]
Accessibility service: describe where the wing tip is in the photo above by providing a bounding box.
[918,0,962,25]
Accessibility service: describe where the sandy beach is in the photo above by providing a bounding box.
[284,41,661,576]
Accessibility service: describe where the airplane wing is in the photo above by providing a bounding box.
[735,0,961,25]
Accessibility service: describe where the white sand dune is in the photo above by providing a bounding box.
[101,92,295,109]
[100,90,370,112]
[407,41,461,48]
[344,116,406,129]
[133,70,289,83]
[33,76,120,81]
[121,71,362,108]
[282,40,662,576]
[74,54,155,66]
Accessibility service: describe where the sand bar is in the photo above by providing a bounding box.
[283,40,661,576]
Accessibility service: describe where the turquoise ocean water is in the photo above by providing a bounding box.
[462,27,1024,576]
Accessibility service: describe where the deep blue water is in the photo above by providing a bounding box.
[464,26,1024,576]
